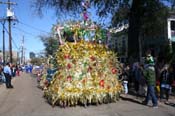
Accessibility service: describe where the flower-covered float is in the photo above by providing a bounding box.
[43,0,123,107]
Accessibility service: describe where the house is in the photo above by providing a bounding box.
[108,22,128,63]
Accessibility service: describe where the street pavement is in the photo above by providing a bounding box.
[0,73,174,116]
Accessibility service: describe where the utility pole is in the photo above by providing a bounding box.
[8,0,13,63]
[7,0,16,63]
[24,48,26,64]
[0,0,17,63]
[21,36,24,65]
[2,20,5,65]
[0,18,6,65]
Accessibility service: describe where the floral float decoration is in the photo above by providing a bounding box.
[43,0,123,107]
[44,40,122,107]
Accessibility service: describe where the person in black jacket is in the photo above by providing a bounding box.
[160,64,173,103]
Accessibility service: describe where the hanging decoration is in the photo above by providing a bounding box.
[82,0,90,22]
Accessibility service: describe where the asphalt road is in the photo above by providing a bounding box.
[0,73,174,116]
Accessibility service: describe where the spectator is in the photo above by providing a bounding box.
[142,52,158,108]
[120,64,129,95]
[132,62,142,96]
[3,62,13,88]
[160,64,173,103]
[0,65,6,83]
[29,65,33,73]
[11,64,16,77]
[16,64,20,76]
[138,64,147,96]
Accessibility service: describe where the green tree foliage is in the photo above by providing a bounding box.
[40,35,59,57]
[30,57,44,66]
[141,1,169,36]
[31,0,126,20]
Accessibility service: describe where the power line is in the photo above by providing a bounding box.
[12,37,19,49]
[5,29,19,50]
[0,1,17,5]
[3,24,19,50]
[18,20,50,34]
[13,26,38,37]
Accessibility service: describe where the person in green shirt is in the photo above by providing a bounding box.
[142,53,158,108]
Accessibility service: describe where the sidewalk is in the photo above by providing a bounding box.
[0,76,17,94]
[0,83,6,94]
[120,93,175,108]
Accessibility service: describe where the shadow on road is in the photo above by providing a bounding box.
[165,102,175,108]
[120,95,144,106]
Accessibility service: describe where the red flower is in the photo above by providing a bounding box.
[82,79,86,84]
[64,54,70,59]
[67,63,72,69]
[44,80,49,86]
[67,76,72,81]
[112,68,117,74]
[90,56,95,61]
[99,80,105,87]
[107,85,111,89]
[88,66,92,72]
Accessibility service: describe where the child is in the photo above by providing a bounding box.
[120,64,129,94]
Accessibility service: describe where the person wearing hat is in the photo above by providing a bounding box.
[145,54,155,66]
[142,53,158,108]
[3,62,13,88]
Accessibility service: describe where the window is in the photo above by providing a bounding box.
[171,21,175,30]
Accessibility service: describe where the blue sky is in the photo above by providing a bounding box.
[0,0,57,58]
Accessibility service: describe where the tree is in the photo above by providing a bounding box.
[168,0,175,9]
[128,0,170,59]
[40,35,59,57]
[32,0,175,60]
[30,57,45,66]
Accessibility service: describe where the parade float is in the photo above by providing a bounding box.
[43,0,123,107]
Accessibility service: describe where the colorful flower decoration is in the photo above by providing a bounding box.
[44,40,122,107]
